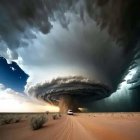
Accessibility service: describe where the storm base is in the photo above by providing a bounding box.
[59,95,80,113]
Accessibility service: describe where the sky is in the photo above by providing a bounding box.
[0,57,28,92]
[0,0,140,112]
[0,57,59,112]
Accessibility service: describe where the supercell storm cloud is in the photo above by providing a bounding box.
[0,0,140,111]
[26,76,111,112]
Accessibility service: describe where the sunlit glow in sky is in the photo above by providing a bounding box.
[119,68,137,89]
[0,98,59,113]
[0,86,59,112]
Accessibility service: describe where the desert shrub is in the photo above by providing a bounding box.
[13,116,21,123]
[52,114,59,120]
[30,115,47,130]
[58,114,62,117]
[23,115,28,119]
[46,111,49,115]
[0,115,21,125]
[0,116,13,125]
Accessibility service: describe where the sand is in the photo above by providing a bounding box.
[0,113,140,140]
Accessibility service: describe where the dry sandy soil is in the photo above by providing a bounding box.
[0,113,140,140]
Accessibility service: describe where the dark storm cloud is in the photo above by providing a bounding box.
[125,42,140,88]
[86,0,140,90]
[85,0,140,51]
[27,76,111,104]
[0,0,74,59]
[0,0,140,54]
[0,0,139,61]
[0,0,140,102]
[0,0,51,59]
[129,62,137,70]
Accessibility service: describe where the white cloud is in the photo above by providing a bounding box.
[10,67,16,71]
[0,83,59,112]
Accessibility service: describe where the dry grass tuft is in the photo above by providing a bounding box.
[0,115,21,125]
[52,114,59,120]
[30,115,47,130]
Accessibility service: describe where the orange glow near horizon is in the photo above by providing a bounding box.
[0,93,60,112]
[45,104,60,112]
[0,100,60,113]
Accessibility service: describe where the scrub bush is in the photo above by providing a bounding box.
[30,115,47,130]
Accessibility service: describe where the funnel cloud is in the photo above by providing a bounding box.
[27,76,111,112]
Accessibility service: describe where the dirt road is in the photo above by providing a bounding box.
[0,113,140,140]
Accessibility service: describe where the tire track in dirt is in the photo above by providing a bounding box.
[0,114,140,140]
[76,115,140,140]
[56,115,95,140]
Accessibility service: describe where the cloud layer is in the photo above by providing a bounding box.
[26,76,111,106]
[0,0,140,105]
[1,0,139,57]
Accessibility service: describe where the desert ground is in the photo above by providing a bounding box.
[0,113,140,140]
